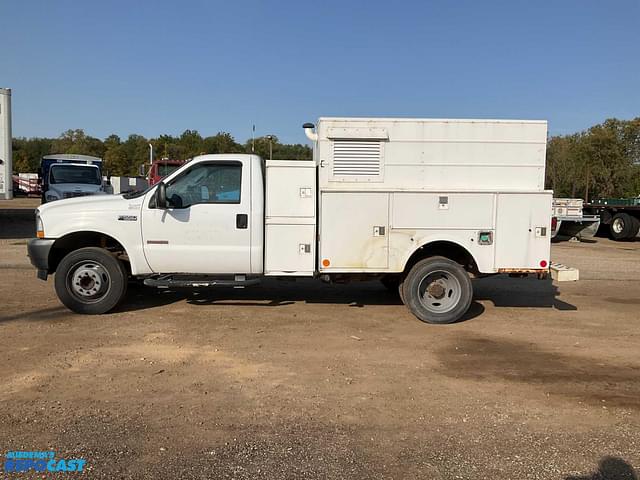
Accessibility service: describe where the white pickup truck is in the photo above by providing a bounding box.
[28,117,552,324]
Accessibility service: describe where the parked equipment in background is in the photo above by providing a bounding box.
[0,88,12,200]
[12,173,41,197]
[584,197,640,241]
[551,198,600,240]
[103,176,149,195]
[147,158,186,186]
[39,154,105,203]
[28,117,554,324]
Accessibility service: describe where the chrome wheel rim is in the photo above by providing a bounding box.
[612,218,624,234]
[417,270,462,313]
[68,261,111,303]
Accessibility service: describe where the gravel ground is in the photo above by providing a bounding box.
[0,217,639,479]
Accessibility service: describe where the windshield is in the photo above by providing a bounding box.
[157,164,181,177]
[50,165,102,185]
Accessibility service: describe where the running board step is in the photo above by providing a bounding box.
[144,275,260,289]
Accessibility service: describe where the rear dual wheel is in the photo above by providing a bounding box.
[610,213,640,241]
[401,256,472,324]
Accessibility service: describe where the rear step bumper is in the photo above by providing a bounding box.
[143,275,261,288]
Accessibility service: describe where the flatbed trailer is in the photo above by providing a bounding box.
[584,198,640,240]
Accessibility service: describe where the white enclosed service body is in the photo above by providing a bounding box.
[30,117,552,323]
[264,117,551,276]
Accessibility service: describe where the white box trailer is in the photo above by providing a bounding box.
[0,88,12,200]
[28,117,552,324]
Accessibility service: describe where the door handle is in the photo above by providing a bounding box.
[236,214,248,229]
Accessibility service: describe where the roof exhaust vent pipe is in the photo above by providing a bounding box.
[303,122,318,142]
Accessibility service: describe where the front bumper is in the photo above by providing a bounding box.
[27,238,55,280]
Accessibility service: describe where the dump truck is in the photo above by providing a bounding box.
[551,198,600,240]
[147,158,186,186]
[27,117,552,324]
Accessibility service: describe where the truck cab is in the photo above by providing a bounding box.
[40,154,105,203]
[28,118,553,324]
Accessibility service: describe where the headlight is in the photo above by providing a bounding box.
[36,212,45,239]
[46,194,58,202]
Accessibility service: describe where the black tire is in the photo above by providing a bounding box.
[610,213,636,240]
[398,274,407,304]
[401,256,472,324]
[630,215,640,238]
[54,247,128,314]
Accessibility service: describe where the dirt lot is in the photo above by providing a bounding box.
[0,211,639,479]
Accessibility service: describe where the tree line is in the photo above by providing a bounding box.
[12,129,312,177]
[12,117,640,200]
[546,117,640,200]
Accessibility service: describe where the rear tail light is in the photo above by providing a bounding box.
[551,217,558,232]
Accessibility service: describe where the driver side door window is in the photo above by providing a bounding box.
[165,162,241,208]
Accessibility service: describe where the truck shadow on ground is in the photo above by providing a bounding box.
[565,456,637,480]
[473,275,576,310]
[0,305,69,323]
[119,278,488,321]
[437,334,640,409]
[117,275,573,319]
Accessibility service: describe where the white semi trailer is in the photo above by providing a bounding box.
[0,88,12,200]
[28,117,552,324]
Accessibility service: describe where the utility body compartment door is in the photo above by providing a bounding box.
[264,160,316,276]
[494,192,552,269]
[319,192,389,271]
[141,158,252,274]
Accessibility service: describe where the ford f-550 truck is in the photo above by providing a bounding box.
[27,117,552,324]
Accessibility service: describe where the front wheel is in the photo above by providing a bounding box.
[54,247,128,314]
[401,256,472,324]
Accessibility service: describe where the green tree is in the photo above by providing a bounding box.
[51,129,105,158]
[202,132,243,154]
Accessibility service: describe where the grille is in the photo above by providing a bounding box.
[63,192,91,198]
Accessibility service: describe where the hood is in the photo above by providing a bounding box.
[38,192,129,214]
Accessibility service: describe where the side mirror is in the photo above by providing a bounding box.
[156,182,167,209]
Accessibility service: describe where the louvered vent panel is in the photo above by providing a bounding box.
[332,140,381,177]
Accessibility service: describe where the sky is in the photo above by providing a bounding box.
[1,0,639,144]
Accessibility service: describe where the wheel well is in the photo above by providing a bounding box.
[404,241,478,275]
[49,232,129,274]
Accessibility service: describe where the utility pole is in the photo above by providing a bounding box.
[584,163,590,203]
[251,125,255,153]
[266,135,273,160]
